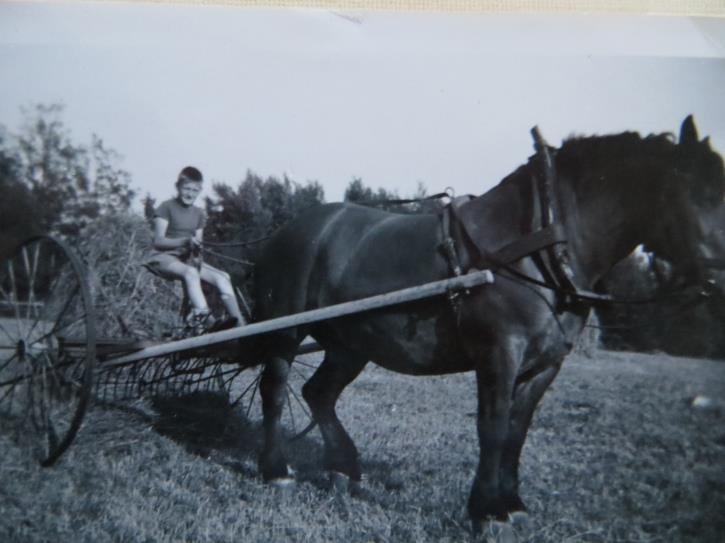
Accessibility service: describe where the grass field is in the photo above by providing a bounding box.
[1,349,724,542]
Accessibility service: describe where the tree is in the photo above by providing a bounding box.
[0,126,42,258]
[203,170,326,290]
[11,103,136,237]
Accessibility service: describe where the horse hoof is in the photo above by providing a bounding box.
[508,511,531,531]
[477,520,515,543]
[268,465,296,490]
[269,477,296,493]
[329,471,357,493]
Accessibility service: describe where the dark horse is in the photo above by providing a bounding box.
[250,117,725,527]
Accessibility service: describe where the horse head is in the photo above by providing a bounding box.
[637,116,725,291]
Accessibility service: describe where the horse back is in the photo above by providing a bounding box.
[253,203,446,321]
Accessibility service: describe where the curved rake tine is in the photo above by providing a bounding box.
[292,359,317,370]
[291,363,311,382]
[222,367,245,392]
[290,420,317,442]
[37,353,56,458]
[285,380,311,420]
[230,369,261,409]
[244,370,263,418]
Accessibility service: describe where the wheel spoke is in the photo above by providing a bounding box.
[5,260,28,341]
[0,375,19,406]
[33,309,85,347]
[0,351,19,374]
[21,245,39,321]
[24,249,67,342]
[0,318,17,346]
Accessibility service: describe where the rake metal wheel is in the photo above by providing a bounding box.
[0,236,96,466]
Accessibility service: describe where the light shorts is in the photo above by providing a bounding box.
[144,252,192,281]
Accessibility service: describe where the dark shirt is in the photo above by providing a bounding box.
[154,198,206,239]
[153,198,206,257]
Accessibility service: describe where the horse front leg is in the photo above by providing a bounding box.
[469,341,520,525]
[499,360,562,517]
[259,355,294,483]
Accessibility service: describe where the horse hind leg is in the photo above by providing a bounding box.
[301,347,367,483]
[259,355,295,483]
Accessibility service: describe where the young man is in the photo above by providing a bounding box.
[145,166,245,332]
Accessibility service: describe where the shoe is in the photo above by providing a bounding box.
[206,317,238,333]
[184,310,215,336]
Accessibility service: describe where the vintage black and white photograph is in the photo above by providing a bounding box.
[1,2,724,541]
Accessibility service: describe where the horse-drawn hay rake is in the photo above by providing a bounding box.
[0,234,494,467]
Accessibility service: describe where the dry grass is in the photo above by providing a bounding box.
[1,349,724,542]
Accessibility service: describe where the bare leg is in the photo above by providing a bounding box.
[200,263,245,324]
[302,348,368,480]
[153,259,209,312]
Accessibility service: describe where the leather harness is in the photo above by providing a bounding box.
[438,126,614,310]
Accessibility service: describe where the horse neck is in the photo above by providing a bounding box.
[556,154,670,287]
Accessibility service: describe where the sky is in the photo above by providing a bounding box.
[1,3,724,207]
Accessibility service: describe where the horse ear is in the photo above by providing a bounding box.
[679,115,699,146]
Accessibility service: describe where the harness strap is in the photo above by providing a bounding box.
[439,198,469,277]
[531,127,580,300]
[488,224,567,267]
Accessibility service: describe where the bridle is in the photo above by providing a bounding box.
[444,127,714,312]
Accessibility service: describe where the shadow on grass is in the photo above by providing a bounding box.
[144,391,410,507]
[147,391,329,483]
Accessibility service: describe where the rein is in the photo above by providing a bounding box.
[353,189,454,208]
[203,235,272,248]
[200,235,271,267]
[201,246,255,267]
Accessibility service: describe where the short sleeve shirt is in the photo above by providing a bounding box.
[154,198,206,240]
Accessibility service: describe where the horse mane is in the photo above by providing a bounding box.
[556,131,676,172]
[515,130,724,207]
[490,128,725,209]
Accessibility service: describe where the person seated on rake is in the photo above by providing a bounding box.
[145,166,246,333]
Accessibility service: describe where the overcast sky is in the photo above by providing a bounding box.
[1,3,724,206]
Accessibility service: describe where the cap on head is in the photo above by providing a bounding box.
[176,166,203,186]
